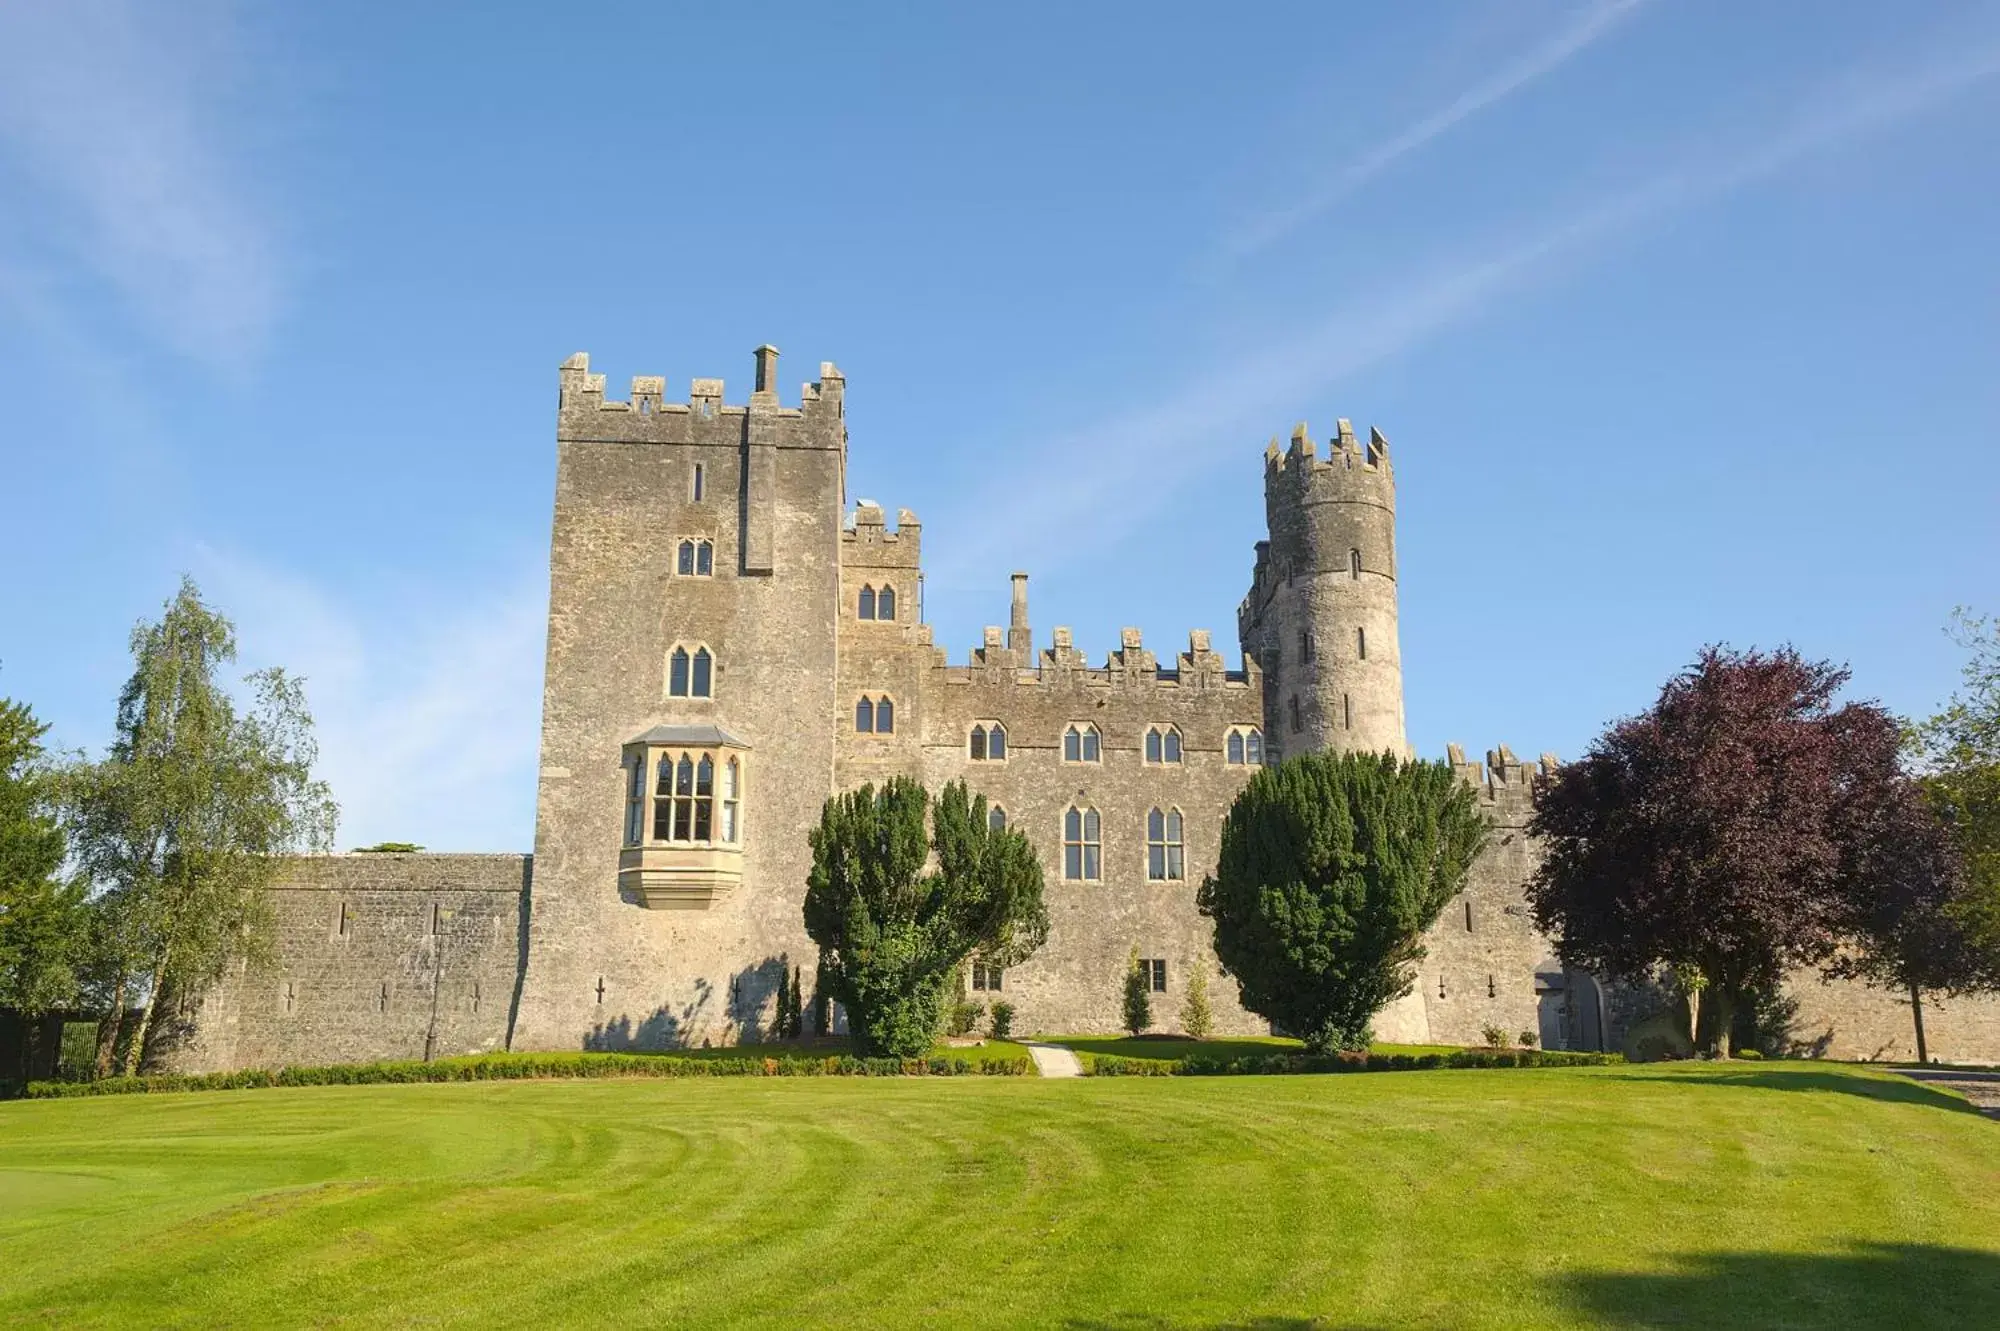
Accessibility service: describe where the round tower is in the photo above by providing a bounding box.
[1238,418,1406,760]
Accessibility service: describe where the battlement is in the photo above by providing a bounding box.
[932,625,1258,692]
[1446,743,1559,813]
[556,349,846,429]
[1263,418,1391,482]
[841,503,922,566]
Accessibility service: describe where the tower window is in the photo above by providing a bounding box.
[1225,726,1265,765]
[970,722,1007,761]
[1356,627,1367,660]
[1063,724,1101,763]
[1147,808,1185,881]
[667,645,715,698]
[1344,694,1352,731]
[1289,696,1301,733]
[877,585,896,620]
[676,539,712,576]
[859,585,876,620]
[1300,631,1314,663]
[692,463,705,502]
[1063,806,1101,880]
[857,583,897,621]
[855,695,894,734]
[1465,898,1474,932]
[1350,548,1362,580]
[1143,725,1182,764]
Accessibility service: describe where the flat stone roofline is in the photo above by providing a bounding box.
[268,853,532,893]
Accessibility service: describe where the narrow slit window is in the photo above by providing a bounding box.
[1356,627,1367,660]
[1300,631,1314,663]
[1350,548,1362,580]
[692,464,705,502]
[1289,696,1302,733]
[1344,694,1352,731]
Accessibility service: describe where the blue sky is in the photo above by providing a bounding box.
[3,1,1997,851]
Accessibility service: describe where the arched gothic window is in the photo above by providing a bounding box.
[854,697,874,733]
[1063,723,1101,763]
[1063,806,1101,881]
[1144,725,1182,764]
[970,722,1007,761]
[1147,808,1185,881]
[667,645,714,699]
[1226,726,1264,766]
[877,585,896,620]
[988,804,1007,832]
[676,539,714,577]
[876,697,895,733]
[858,585,876,620]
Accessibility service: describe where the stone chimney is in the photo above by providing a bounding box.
[1008,572,1031,654]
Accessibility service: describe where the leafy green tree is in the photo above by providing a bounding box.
[68,579,337,1074]
[0,696,88,1061]
[1122,947,1152,1037]
[1179,962,1213,1040]
[1199,751,1488,1054]
[804,778,1048,1057]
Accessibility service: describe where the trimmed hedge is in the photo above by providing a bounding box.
[23,1049,1031,1098]
[1085,1048,1625,1077]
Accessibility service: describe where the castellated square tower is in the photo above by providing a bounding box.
[159,343,2000,1072]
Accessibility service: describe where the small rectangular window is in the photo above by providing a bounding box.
[692,463,705,502]
[1145,959,1167,993]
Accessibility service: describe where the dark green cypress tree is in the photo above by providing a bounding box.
[1198,750,1487,1053]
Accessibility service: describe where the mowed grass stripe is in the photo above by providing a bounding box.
[1,1064,1997,1328]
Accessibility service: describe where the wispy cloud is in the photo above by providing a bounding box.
[195,549,548,852]
[931,22,2000,589]
[0,0,282,368]
[1223,0,1647,262]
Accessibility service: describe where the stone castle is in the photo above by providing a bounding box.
[169,346,2000,1069]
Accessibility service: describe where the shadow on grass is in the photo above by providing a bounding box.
[1065,1320,1373,1331]
[1600,1066,1982,1115]
[1562,1243,2000,1329]
[1064,1311,1376,1319]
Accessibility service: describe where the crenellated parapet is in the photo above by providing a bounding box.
[841,503,922,568]
[932,625,1260,694]
[555,349,846,445]
[1446,743,1559,823]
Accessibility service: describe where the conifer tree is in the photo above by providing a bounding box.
[1180,962,1213,1040]
[1200,750,1486,1053]
[772,966,793,1039]
[1122,947,1152,1037]
[805,778,1048,1056]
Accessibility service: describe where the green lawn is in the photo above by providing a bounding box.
[2,1063,1997,1328]
[1043,1033,1465,1061]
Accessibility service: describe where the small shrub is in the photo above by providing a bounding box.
[1481,1024,1508,1049]
[946,1001,985,1038]
[1122,948,1152,1037]
[1180,966,1213,1040]
[1633,1033,1685,1064]
[989,1001,1015,1041]
[1518,1029,1537,1049]
[1734,1048,1764,1060]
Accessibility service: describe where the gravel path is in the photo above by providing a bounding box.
[1023,1042,1084,1078]
[1900,1067,2000,1119]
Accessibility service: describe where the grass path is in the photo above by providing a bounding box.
[2,1063,1998,1328]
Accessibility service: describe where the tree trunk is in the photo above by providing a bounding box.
[1909,981,1929,1064]
[1707,990,1736,1059]
[94,975,127,1079]
[122,948,171,1078]
[1686,986,1702,1052]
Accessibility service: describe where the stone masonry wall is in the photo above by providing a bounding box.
[162,853,528,1073]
